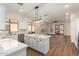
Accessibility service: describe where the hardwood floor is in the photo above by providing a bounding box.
[27,35,77,56]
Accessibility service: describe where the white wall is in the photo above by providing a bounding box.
[0,5,5,30]
[71,13,79,48]
[64,21,71,36]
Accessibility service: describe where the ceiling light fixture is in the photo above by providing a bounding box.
[33,6,42,22]
[33,6,48,23]
[17,3,24,13]
[17,3,24,6]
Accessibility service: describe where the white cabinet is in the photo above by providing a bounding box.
[37,39,45,53]
[26,37,32,47]
[25,34,50,54]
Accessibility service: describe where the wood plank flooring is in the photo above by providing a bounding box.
[27,35,77,56]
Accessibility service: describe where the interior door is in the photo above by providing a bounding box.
[55,25,60,35]
[60,24,64,34]
[55,24,64,35]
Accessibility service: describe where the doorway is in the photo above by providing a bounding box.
[55,24,64,35]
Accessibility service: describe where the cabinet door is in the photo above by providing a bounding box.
[26,36,31,46]
[32,37,37,49]
[43,38,49,53]
[29,37,33,48]
[38,38,49,54]
[35,38,41,51]
[25,36,29,45]
[26,36,32,47]
[37,38,44,53]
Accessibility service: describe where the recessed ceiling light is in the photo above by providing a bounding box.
[65,4,69,8]
[19,9,23,12]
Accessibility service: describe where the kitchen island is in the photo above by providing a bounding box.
[25,34,51,54]
[0,38,28,56]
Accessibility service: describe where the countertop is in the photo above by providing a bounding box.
[0,38,28,56]
[27,34,51,38]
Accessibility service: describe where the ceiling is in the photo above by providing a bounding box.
[1,3,79,22]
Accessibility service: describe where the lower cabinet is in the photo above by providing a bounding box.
[25,36,49,54]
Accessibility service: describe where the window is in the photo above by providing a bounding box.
[5,20,18,32]
[10,23,17,32]
[28,22,35,34]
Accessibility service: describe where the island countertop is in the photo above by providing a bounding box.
[27,34,51,38]
[0,38,28,56]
